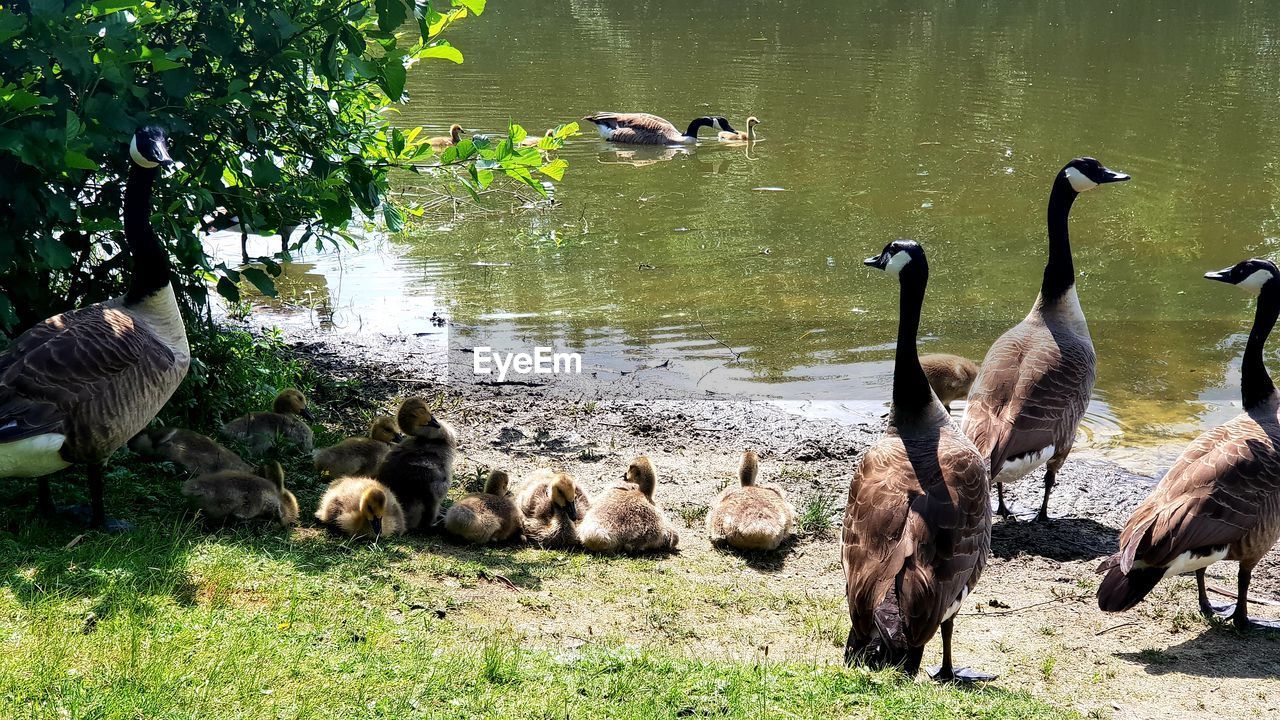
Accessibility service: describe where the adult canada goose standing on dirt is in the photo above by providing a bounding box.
[1097,259,1280,631]
[962,157,1129,521]
[0,126,188,530]
[843,240,994,682]
[583,113,733,145]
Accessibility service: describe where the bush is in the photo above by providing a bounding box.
[0,0,573,336]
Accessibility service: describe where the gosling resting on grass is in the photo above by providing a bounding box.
[444,470,521,544]
[313,415,402,479]
[515,469,592,548]
[706,451,795,551]
[315,475,405,539]
[129,427,252,475]
[220,388,315,456]
[182,460,299,526]
[376,398,457,530]
[579,457,679,554]
[919,353,979,413]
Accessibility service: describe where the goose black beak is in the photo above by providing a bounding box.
[427,417,441,429]
[370,517,383,537]
[564,501,578,521]
[393,433,406,443]
[864,253,889,270]
[1097,167,1130,184]
[1204,267,1234,283]
[300,408,316,422]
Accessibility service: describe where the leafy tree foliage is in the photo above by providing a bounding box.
[0,0,571,336]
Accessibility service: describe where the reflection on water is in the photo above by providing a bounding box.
[218,1,1280,474]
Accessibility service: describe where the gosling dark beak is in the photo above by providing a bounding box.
[564,501,578,522]
[1097,167,1130,184]
[370,517,383,537]
[427,417,441,429]
[300,408,316,422]
[393,433,406,443]
[864,253,889,270]
[1204,267,1234,283]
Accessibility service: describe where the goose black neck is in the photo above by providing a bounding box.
[891,263,932,420]
[1042,175,1079,303]
[683,117,712,138]
[1242,282,1280,410]
[123,163,170,305]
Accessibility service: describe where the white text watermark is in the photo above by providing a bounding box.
[473,346,582,382]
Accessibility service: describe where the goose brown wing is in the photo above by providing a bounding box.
[0,304,177,446]
[1118,415,1278,570]
[963,321,1094,472]
[584,112,680,144]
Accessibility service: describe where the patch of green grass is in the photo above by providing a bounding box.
[674,503,709,529]
[797,494,838,536]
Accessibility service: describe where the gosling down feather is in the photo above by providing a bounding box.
[579,456,679,554]
[515,469,592,549]
[428,124,466,150]
[706,450,795,551]
[843,240,994,682]
[919,354,979,413]
[313,415,402,479]
[583,112,732,145]
[961,157,1129,521]
[376,397,457,530]
[1097,258,1280,631]
[316,475,406,539]
[444,470,521,544]
[221,388,315,456]
[717,116,760,142]
[129,427,252,475]
[0,126,188,529]
[183,460,299,527]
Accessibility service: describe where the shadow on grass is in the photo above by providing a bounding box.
[990,515,1119,562]
[1115,621,1280,679]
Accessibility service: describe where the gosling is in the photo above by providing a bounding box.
[220,388,315,455]
[129,426,252,475]
[919,353,979,412]
[313,415,402,479]
[376,397,457,531]
[182,460,299,527]
[444,470,521,544]
[718,116,760,142]
[579,456,679,555]
[315,475,405,539]
[515,469,592,549]
[706,450,795,551]
[428,124,465,150]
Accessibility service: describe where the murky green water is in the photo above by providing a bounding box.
[232,1,1280,472]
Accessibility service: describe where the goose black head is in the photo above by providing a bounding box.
[715,116,736,133]
[1060,157,1129,193]
[1204,258,1280,294]
[130,126,173,169]
[864,239,926,277]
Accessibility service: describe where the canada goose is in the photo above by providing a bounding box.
[579,457,679,554]
[919,354,980,413]
[961,157,1129,521]
[315,475,406,539]
[706,450,795,551]
[428,124,465,150]
[718,116,760,142]
[220,388,315,456]
[182,460,299,527]
[1096,258,1280,631]
[312,415,402,479]
[444,469,521,544]
[515,469,592,548]
[843,240,994,682]
[0,126,188,529]
[129,427,252,475]
[583,112,733,145]
[518,129,554,148]
[376,397,457,530]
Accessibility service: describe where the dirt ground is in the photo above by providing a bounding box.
[289,330,1280,720]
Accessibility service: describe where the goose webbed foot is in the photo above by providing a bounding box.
[927,665,998,683]
[1234,615,1280,632]
[1033,508,1052,523]
[60,504,135,533]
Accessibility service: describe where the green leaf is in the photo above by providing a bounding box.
[383,203,404,233]
[64,150,99,171]
[375,0,408,33]
[0,11,26,44]
[537,158,568,181]
[383,60,406,101]
[455,0,486,15]
[250,156,282,186]
[34,233,74,269]
[241,267,278,297]
[422,42,464,64]
[90,0,138,14]
[216,277,242,303]
[0,292,17,329]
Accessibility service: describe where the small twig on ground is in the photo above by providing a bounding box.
[1096,621,1139,636]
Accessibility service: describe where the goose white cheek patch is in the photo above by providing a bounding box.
[129,136,160,168]
[1064,167,1097,193]
[885,251,912,275]
[1237,269,1273,293]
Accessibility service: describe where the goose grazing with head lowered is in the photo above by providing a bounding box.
[1097,258,1280,631]
[0,126,188,530]
[961,157,1129,521]
[582,112,733,145]
[843,239,994,682]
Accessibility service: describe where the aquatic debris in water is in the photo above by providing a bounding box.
[751,186,788,192]
[471,261,512,267]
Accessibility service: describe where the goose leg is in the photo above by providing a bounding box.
[1034,467,1056,522]
[1196,569,1235,617]
[995,483,1012,518]
[36,478,56,517]
[1231,565,1280,632]
[928,619,996,683]
[63,464,133,533]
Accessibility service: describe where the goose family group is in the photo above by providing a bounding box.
[1,127,1279,686]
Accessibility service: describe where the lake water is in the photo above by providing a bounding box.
[224,1,1280,474]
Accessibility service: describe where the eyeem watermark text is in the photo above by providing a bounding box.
[473,346,582,382]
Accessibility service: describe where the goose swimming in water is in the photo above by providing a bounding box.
[583,112,733,145]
